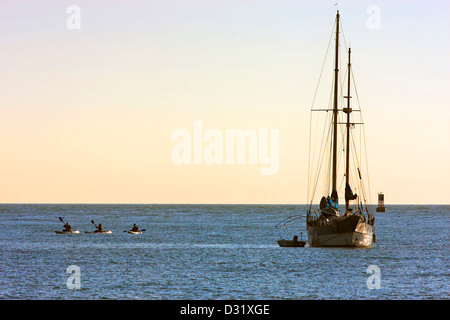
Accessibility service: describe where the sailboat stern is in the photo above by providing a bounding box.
[307,214,373,247]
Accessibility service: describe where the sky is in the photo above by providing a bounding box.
[0,0,448,204]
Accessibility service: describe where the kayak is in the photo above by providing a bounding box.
[127,230,142,234]
[85,230,113,234]
[55,230,80,234]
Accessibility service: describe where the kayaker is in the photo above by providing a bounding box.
[96,223,104,232]
[63,222,72,232]
[131,224,139,232]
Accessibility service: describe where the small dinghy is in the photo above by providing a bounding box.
[276,215,307,247]
[277,234,306,247]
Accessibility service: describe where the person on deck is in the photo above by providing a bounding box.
[328,190,339,209]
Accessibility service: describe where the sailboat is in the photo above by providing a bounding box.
[306,11,376,247]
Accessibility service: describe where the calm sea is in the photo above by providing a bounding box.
[0,204,448,300]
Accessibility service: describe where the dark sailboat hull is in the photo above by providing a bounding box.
[307,214,373,247]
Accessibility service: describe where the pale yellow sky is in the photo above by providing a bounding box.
[0,0,448,204]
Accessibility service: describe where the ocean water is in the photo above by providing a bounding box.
[0,204,448,300]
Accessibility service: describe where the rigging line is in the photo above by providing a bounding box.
[309,119,322,201]
[336,110,347,169]
[350,68,361,108]
[350,129,362,180]
[307,110,312,205]
[275,215,307,227]
[334,51,350,198]
[349,65,373,208]
[309,68,335,201]
[310,103,330,198]
[354,81,373,209]
[324,67,337,195]
[320,113,330,196]
[338,19,350,107]
[324,124,332,195]
[311,114,333,202]
[308,22,336,203]
[312,19,337,191]
[342,43,373,211]
[309,17,357,204]
[340,19,349,55]
[307,17,335,205]
[339,64,348,110]
[321,132,330,196]
[308,109,322,203]
[349,136,361,189]
[310,22,336,110]
[350,128,369,208]
[351,131,368,206]
[350,142,364,207]
[308,111,319,199]
[344,35,368,203]
[338,51,347,110]
[321,134,328,197]
[323,70,335,196]
[337,114,346,194]
[348,162,366,212]
[310,70,335,201]
[349,158,358,200]
[362,124,373,206]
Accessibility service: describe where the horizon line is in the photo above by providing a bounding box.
[0,202,448,206]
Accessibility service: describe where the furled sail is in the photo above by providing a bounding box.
[345,183,357,202]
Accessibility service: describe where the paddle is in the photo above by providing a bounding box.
[90,219,102,232]
[90,220,111,233]
[58,217,74,232]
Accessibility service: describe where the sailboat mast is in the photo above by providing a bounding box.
[332,10,340,193]
[345,47,352,213]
